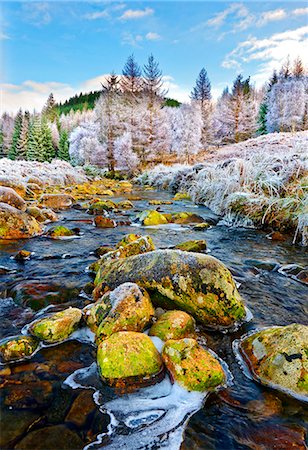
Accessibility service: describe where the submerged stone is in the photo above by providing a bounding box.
[0,203,42,239]
[94,249,246,328]
[149,200,173,205]
[0,335,39,363]
[239,323,308,400]
[193,222,211,231]
[96,282,155,342]
[136,210,168,226]
[14,250,32,261]
[162,338,225,392]
[15,425,84,450]
[29,307,82,343]
[97,331,163,389]
[175,239,207,253]
[149,310,196,341]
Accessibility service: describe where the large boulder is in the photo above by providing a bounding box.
[97,331,164,389]
[162,338,225,392]
[0,186,26,211]
[238,324,308,400]
[149,310,195,341]
[136,210,168,226]
[96,283,155,342]
[29,307,82,343]
[0,177,26,197]
[94,250,246,329]
[0,335,39,363]
[0,203,42,239]
[39,194,74,210]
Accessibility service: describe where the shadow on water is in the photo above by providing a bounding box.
[0,187,307,449]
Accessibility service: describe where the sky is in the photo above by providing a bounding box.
[1,1,308,113]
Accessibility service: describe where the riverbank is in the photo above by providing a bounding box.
[139,131,308,246]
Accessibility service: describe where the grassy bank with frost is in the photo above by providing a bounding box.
[139,132,308,246]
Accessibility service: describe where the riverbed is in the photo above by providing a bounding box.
[0,187,307,449]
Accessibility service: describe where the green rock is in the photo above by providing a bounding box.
[29,307,83,343]
[116,234,142,247]
[88,200,116,213]
[0,335,39,363]
[47,226,75,238]
[94,250,246,329]
[117,200,134,209]
[193,222,211,231]
[162,338,225,392]
[175,239,207,253]
[149,310,195,341]
[171,212,204,224]
[97,331,163,389]
[136,210,168,226]
[83,297,112,333]
[96,283,155,342]
[239,323,308,400]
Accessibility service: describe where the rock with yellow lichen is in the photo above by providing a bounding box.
[171,212,204,224]
[0,203,42,239]
[94,249,247,329]
[46,225,75,238]
[173,192,191,201]
[88,200,117,213]
[27,206,58,223]
[29,307,82,344]
[0,186,26,211]
[136,210,168,226]
[83,296,112,333]
[238,323,308,400]
[175,240,207,253]
[0,335,40,363]
[117,200,134,209]
[149,310,196,341]
[96,282,155,341]
[97,331,163,390]
[162,338,225,391]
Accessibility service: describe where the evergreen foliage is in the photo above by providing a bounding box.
[8,109,23,160]
[58,130,70,161]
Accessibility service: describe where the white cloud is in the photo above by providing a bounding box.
[145,32,161,41]
[207,3,254,32]
[84,10,109,20]
[0,32,10,40]
[121,32,143,47]
[257,9,287,27]
[161,76,190,103]
[120,7,154,20]
[222,26,308,85]
[292,7,308,16]
[22,2,52,26]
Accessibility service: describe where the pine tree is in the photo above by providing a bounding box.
[8,109,23,160]
[257,102,268,135]
[58,130,70,161]
[43,93,58,123]
[279,57,291,79]
[27,115,44,161]
[16,111,30,159]
[121,54,143,99]
[293,57,305,78]
[191,68,212,149]
[41,119,55,162]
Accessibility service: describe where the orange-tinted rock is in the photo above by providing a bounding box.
[94,216,116,228]
[39,194,74,210]
[0,186,26,211]
[0,203,42,239]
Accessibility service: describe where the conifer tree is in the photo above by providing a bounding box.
[121,54,143,99]
[27,115,44,161]
[191,68,212,149]
[43,93,58,123]
[41,119,55,162]
[8,109,23,160]
[16,111,30,159]
[293,57,305,78]
[58,130,70,161]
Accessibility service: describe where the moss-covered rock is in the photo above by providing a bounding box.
[173,193,191,201]
[171,212,204,224]
[0,203,42,239]
[149,200,173,205]
[92,235,155,272]
[0,335,39,363]
[175,240,207,253]
[117,200,134,209]
[94,216,116,228]
[88,200,116,213]
[96,283,155,341]
[94,246,114,257]
[162,338,225,391]
[39,194,74,210]
[94,250,246,329]
[0,186,26,211]
[83,296,112,333]
[29,307,82,344]
[149,310,195,341]
[193,222,211,231]
[47,226,75,238]
[27,206,58,223]
[116,234,141,247]
[97,331,163,389]
[239,324,308,400]
[136,210,168,226]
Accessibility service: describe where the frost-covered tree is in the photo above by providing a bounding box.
[8,109,23,160]
[58,130,70,161]
[191,68,212,149]
[69,121,104,166]
[0,113,15,156]
[16,111,30,159]
[114,132,139,172]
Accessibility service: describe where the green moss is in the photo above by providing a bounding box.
[171,212,204,224]
[149,310,195,341]
[162,338,225,391]
[175,240,207,253]
[173,193,191,201]
[89,200,116,213]
[0,335,39,362]
[47,226,74,238]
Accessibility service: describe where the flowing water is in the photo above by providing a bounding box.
[0,188,307,450]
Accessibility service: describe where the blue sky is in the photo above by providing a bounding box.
[1,1,307,113]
